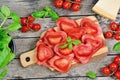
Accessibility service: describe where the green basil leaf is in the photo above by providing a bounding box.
[1,5,10,17]
[72,40,81,45]
[0,66,8,79]
[67,37,72,42]
[49,10,59,21]
[68,43,73,50]
[32,11,46,18]
[86,71,96,79]
[44,12,49,18]
[44,6,51,12]
[7,23,21,31]
[10,12,20,23]
[113,42,120,51]
[59,44,68,48]
[0,11,5,19]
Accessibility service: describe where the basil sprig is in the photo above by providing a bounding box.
[86,71,97,79]
[32,6,59,21]
[0,5,21,79]
[113,42,120,51]
[60,37,81,50]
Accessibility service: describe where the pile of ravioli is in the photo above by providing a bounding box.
[36,17,104,73]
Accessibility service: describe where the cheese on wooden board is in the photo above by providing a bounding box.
[92,0,120,20]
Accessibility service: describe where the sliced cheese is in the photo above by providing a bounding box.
[92,0,120,20]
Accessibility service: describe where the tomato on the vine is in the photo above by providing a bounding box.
[74,0,83,2]
[109,22,119,31]
[114,56,120,64]
[32,23,41,31]
[28,15,35,23]
[114,32,120,40]
[105,31,113,38]
[114,71,120,79]
[109,62,118,72]
[71,4,80,12]
[54,0,64,8]
[21,26,29,32]
[101,67,111,76]
[63,1,71,10]
[21,17,27,25]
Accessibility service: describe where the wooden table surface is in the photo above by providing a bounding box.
[1,0,120,80]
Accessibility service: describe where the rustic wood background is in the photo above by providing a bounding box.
[0,0,120,80]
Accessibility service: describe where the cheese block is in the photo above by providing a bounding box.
[20,16,108,71]
[92,0,120,20]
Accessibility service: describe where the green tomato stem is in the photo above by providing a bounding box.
[0,18,7,27]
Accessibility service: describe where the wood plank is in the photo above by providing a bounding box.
[4,56,116,79]
[0,0,96,17]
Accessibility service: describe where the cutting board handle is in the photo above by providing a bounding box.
[20,48,37,67]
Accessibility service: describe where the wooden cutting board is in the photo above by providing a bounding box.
[20,16,108,69]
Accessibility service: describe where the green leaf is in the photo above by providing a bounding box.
[113,42,120,51]
[10,12,20,23]
[86,71,96,79]
[49,10,59,21]
[44,12,49,18]
[59,44,68,48]
[1,5,10,17]
[0,66,8,79]
[7,23,21,31]
[67,37,72,42]
[68,43,73,50]
[72,40,81,45]
[44,6,51,12]
[32,11,46,18]
[0,11,5,19]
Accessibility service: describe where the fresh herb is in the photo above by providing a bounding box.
[32,6,59,21]
[60,37,81,50]
[0,5,21,79]
[86,71,96,79]
[113,42,120,51]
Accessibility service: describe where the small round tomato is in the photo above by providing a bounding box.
[71,4,81,12]
[54,0,64,8]
[21,17,27,25]
[105,31,113,38]
[27,23,33,29]
[28,15,35,23]
[114,56,120,64]
[32,23,41,31]
[109,22,119,31]
[114,32,120,40]
[63,1,71,10]
[116,28,120,33]
[74,0,82,2]
[101,67,111,76]
[109,62,118,72]
[114,71,120,79]
[21,26,29,32]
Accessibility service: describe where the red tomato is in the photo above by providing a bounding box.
[80,18,102,35]
[21,26,29,32]
[114,71,120,79]
[57,17,79,33]
[21,17,27,25]
[28,15,35,23]
[54,42,74,59]
[116,28,120,33]
[27,23,33,29]
[36,41,54,64]
[114,32,120,40]
[109,62,118,72]
[43,30,67,47]
[114,56,120,64]
[101,67,111,76]
[105,31,113,38]
[73,43,93,63]
[63,1,72,10]
[109,22,119,31]
[48,55,72,73]
[54,0,64,8]
[32,23,41,31]
[71,4,81,12]
[74,0,82,2]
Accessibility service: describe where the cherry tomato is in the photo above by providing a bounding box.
[71,4,81,12]
[101,67,111,76]
[63,1,71,10]
[114,56,120,64]
[74,0,83,2]
[116,28,120,33]
[114,32,120,40]
[109,22,119,31]
[54,0,64,8]
[27,23,33,29]
[21,26,29,32]
[32,23,41,31]
[21,17,27,25]
[28,15,35,23]
[109,62,118,72]
[114,71,120,79]
[105,31,113,38]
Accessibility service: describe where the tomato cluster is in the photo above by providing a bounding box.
[105,22,120,40]
[54,0,83,12]
[21,15,41,32]
[101,56,120,79]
